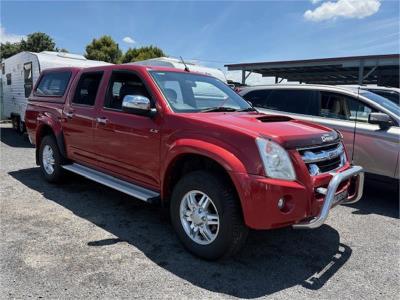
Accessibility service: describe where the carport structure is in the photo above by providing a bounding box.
[225,54,400,87]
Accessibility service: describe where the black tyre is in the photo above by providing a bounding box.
[18,119,26,134]
[11,116,20,132]
[39,135,65,183]
[170,171,248,260]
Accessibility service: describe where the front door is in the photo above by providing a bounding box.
[93,70,161,189]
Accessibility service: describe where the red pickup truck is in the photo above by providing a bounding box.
[25,65,364,260]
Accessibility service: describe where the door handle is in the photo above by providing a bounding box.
[96,117,108,125]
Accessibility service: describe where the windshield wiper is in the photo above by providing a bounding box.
[201,106,238,113]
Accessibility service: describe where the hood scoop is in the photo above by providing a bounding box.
[257,115,292,123]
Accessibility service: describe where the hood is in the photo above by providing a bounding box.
[182,112,340,149]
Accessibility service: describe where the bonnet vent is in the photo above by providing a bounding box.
[257,115,292,123]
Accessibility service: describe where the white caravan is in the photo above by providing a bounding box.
[0,51,110,132]
[132,57,227,82]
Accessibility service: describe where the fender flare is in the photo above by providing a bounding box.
[161,139,248,203]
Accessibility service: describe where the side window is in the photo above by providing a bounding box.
[243,90,272,108]
[1,63,5,75]
[24,62,33,98]
[6,73,11,85]
[35,71,71,96]
[244,89,318,115]
[347,98,377,123]
[105,72,151,110]
[73,72,103,106]
[319,92,351,120]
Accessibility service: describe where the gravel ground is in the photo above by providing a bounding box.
[0,123,399,299]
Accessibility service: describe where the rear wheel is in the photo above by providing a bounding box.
[170,171,248,260]
[39,135,65,183]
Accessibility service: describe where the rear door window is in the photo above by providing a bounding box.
[243,89,318,115]
[73,72,103,106]
[35,71,71,96]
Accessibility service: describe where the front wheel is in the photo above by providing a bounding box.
[170,171,248,260]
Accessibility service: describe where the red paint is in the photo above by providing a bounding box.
[25,64,358,230]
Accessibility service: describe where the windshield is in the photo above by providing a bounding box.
[149,71,252,112]
[359,90,400,116]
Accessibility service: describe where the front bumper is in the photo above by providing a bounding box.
[231,165,364,230]
[292,165,364,229]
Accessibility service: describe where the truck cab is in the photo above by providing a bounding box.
[25,65,364,260]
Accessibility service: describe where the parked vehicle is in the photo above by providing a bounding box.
[340,85,400,106]
[133,56,227,82]
[240,84,400,180]
[25,65,364,260]
[0,51,109,132]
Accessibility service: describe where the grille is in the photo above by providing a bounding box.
[298,142,346,175]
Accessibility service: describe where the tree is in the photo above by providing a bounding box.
[85,35,122,63]
[0,42,21,59]
[121,45,165,63]
[20,32,56,52]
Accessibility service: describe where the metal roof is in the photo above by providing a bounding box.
[225,54,400,87]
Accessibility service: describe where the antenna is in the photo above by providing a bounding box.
[180,56,190,72]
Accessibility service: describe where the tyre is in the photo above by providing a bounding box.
[39,135,65,183]
[18,119,25,134]
[170,171,248,260]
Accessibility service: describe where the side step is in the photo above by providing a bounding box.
[62,163,160,204]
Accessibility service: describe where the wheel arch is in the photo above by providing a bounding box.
[35,121,67,165]
[161,140,248,213]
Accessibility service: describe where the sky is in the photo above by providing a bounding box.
[1,0,399,84]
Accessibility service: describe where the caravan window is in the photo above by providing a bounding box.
[35,71,71,97]
[24,62,33,98]
[6,74,11,85]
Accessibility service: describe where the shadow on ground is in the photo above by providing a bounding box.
[348,177,399,219]
[9,167,354,298]
[0,127,34,148]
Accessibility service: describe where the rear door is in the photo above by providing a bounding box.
[62,71,104,163]
[93,69,161,189]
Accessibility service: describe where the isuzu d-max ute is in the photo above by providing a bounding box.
[25,65,364,260]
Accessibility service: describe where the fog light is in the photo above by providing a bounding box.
[277,198,285,209]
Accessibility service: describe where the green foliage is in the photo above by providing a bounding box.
[121,45,165,63]
[85,35,122,63]
[0,42,21,59]
[0,32,66,59]
[20,32,56,52]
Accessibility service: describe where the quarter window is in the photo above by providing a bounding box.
[73,72,103,106]
[35,71,71,96]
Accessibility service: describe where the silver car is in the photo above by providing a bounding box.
[240,84,400,180]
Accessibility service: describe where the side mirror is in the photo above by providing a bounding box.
[368,112,392,129]
[122,95,156,117]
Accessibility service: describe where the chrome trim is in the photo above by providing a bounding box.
[301,143,344,164]
[122,95,151,111]
[297,141,341,151]
[293,165,364,229]
[62,163,160,203]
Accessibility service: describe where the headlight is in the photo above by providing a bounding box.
[255,138,296,181]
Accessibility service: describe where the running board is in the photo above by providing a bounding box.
[62,163,160,204]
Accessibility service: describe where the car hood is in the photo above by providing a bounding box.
[182,112,340,149]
